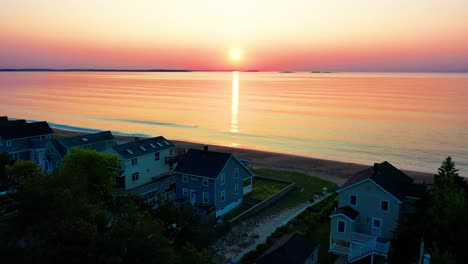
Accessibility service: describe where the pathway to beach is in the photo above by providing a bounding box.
[211,193,333,263]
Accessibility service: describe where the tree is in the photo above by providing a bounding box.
[6,160,42,189]
[434,156,466,190]
[0,151,14,190]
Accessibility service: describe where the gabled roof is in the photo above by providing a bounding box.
[338,161,415,202]
[0,119,53,140]
[174,149,233,179]
[255,233,319,264]
[330,206,359,221]
[49,138,66,158]
[59,131,114,148]
[112,136,174,159]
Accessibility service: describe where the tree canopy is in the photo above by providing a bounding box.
[0,148,214,264]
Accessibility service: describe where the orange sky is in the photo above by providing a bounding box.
[1,0,468,71]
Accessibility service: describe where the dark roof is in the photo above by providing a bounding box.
[0,116,8,122]
[330,206,360,220]
[174,149,232,179]
[255,233,319,264]
[112,136,174,159]
[0,120,53,140]
[340,161,415,201]
[58,131,114,148]
[50,138,66,158]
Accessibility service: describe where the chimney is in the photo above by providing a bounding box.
[203,145,208,152]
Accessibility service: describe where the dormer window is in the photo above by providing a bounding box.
[349,195,357,206]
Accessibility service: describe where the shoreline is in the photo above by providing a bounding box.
[52,128,434,185]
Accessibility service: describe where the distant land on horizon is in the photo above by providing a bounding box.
[1,69,467,73]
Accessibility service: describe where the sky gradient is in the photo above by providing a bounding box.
[1,0,468,72]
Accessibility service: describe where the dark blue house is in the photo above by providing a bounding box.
[174,147,254,217]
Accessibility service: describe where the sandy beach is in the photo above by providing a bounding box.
[52,128,434,186]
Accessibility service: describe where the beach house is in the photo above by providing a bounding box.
[57,131,116,155]
[0,117,58,172]
[254,233,319,264]
[174,147,254,217]
[329,161,420,263]
[111,136,181,202]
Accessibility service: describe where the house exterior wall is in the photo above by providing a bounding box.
[336,180,401,240]
[214,157,252,216]
[119,147,175,190]
[330,215,357,243]
[175,174,215,205]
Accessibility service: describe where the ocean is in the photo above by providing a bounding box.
[0,71,467,174]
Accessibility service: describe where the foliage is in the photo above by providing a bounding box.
[240,194,338,264]
[390,156,468,264]
[0,149,215,263]
[6,160,42,189]
[0,151,14,190]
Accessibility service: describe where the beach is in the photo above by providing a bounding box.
[52,128,434,185]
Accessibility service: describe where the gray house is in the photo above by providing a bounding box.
[174,147,254,217]
[111,136,180,203]
[0,117,58,172]
[329,161,420,263]
[254,233,319,264]
[57,131,116,155]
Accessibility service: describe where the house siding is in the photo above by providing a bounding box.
[214,157,251,216]
[330,215,357,243]
[337,180,401,240]
[175,174,215,204]
[118,147,175,190]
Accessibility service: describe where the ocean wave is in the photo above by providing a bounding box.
[90,117,198,129]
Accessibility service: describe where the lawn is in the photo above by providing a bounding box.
[246,177,289,200]
[223,177,289,221]
[253,168,338,212]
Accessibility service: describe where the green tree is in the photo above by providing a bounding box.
[0,151,14,190]
[6,160,42,189]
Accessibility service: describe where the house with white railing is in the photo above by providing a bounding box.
[329,161,420,263]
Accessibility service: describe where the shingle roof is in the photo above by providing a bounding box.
[58,131,114,148]
[112,136,174,159]
[339,161,415,201]
[255,233,319,264]
[174,149,232,179]
[49,138,66,158]
[330,206,360,220]
[0,120,53,140]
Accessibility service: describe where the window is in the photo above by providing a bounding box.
[155,152,160,161]
[6,140,12,146]
[182,188,188,196]
[220,173,225,185]
[202,178,208,186]
[234,184,239,195]
[220,191,225,202]
[203,192,209,204]
[381,200,389,212]
[169,163,174,170]
[182,175,188,182]
[349,195,357,206]
[131,158,138,166]
[131,172,140,181]
[337,220,345,233]
[234,168,239,178]
[191,175,197,180]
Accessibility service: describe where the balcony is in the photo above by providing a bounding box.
[329,232,390,263]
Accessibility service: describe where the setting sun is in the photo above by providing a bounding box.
[229,49,242,62]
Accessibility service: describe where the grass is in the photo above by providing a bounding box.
[246,177,289,200]
[253,168,338,212]
[222,202,253,221]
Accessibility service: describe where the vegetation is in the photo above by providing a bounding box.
[391,156,468,264]
[240,193,338,264]
[253,168,338,211]
[246,177,288,200]
[0,149,214,264]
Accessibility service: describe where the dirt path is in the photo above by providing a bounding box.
[211,194,333,263]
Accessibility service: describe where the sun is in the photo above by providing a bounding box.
[229,49,242,62]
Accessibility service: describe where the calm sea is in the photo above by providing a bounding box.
[0,71,467,174]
